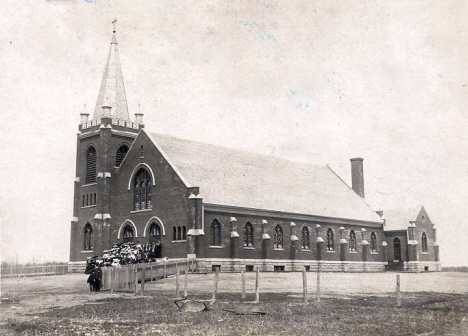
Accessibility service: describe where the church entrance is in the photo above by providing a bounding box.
[148,222,162,258]
[393,237,401,262]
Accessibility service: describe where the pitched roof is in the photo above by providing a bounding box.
[93,32,130,121]
[383,208,419,231]
[147,131,382,223]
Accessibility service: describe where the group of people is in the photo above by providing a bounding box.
[86,265,103,292]
[84,241,166,292]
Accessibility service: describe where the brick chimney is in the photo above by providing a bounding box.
[350,157,365,198]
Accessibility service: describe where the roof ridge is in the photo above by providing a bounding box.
[149,131,327,169]
[325,164,379,216]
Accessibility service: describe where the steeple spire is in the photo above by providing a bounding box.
[92,19,130,121]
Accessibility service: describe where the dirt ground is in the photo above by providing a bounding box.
[1,272,467,335]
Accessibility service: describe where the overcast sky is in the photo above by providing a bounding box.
[1,0,467,266]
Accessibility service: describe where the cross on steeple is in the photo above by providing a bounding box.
[112,18,118,33]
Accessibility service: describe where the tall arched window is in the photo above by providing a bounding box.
[173,227,177,241]
[83,223,93,250]
[123,224,135,243]
[393,237,401,261]
[244,222,254,247]
[349,230,357,252]
[327,229,334,251]
[133,168,152,211]
[301,227,310,250]
[85,146,97,184]
[211,219,222,246]
[421,232,428,252]
[149,222,161,242]
[274,225,283,249]
[115,145,129,167]
[182,226,186,240]
[370,232,377,253]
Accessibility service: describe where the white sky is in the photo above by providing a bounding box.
[0,0,467,266]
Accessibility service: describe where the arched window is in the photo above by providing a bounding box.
[85,194,89,206]
[301,227,310,250]
[177,226,182,240]
[211,219,222,246]
[149,222,161,243]
[122,224,135,243]
[370,232,377,253]
[83,223,93,250]
[85,146,97,184]
[421,232,428,252]
[244,222,254,247]
[173,227,177,241]
[274,225,283,249]
[182,226,186,240]
[115,145,129,167]
[327,229,334,251]
[141,182,147,209]
[393,237,401,261]
[82,195,85,207]
[133,168,152,211]
[349,230,357,252]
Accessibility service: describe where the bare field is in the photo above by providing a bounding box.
[1,272,467,335]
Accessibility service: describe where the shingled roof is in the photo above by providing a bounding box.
[147,131,382,223]
[93,32,130,121]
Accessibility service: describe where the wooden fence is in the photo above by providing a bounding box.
[1,264,69,278]
[100,258,196,293]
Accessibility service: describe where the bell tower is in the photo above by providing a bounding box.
[69,21,144,268]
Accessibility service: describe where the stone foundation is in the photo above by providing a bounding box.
[407,261,442,272]
[197,258,387,273]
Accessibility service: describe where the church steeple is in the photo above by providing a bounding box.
[92,19,130,121]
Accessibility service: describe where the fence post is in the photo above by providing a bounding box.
[303,267,308,304]
[396,274,401,307]
[255,267,260,303]
[241,270,246,301]
[150,266,153,282]
[141,268,147,295]
[175,265,180,298]
[316,263,321,304]
[212,268,219,301]
[184,268,188,297]
[163,264,167,278]
[110,268,114,295]
[134,267,138,293]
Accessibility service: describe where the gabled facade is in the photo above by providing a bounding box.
[383,207,441,272]
[69,29,441,273]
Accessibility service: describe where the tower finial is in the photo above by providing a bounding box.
[112,18,118,33]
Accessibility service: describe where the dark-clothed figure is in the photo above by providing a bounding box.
[94,266,103,292]
[87,269,96,291]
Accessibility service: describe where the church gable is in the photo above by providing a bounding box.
[113,130,191,198]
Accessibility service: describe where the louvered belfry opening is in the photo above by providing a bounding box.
[85,146,97,184]
[116,145,129,167]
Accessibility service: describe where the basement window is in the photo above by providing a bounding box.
[212,265,221,272]
[274,265,285,272]
[246,265,254,272]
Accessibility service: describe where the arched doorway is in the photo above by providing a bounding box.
[148,222,162,258]
[393,237,401,262]
[122,224,135,243]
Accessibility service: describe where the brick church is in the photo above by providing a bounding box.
[69,29,441,273]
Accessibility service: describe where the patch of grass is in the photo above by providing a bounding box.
[1,292,467,336]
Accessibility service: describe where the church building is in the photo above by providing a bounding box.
[69,29,441,273]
